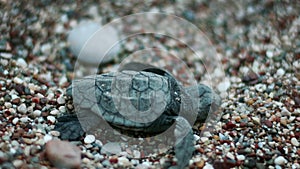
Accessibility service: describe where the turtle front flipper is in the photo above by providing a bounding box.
[186,84,221,122]
[171,116,195,169]
[54,114,85,141]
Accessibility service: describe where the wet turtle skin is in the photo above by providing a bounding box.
[54,65,220,169]
[55,67,219,140]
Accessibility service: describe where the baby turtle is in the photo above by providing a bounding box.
[55,62,220,168]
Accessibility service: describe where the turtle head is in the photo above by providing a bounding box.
[186,84,221,122]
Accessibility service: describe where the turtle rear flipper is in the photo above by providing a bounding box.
[54,115,85,141]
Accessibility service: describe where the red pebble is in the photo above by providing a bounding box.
[264,120,272,128]
[223,122,236,130]
[109,157,118,164]
[31,97,40,104]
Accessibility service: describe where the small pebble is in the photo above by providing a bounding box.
[84,135,95,144]
[203,163,214,169]
[50,109,59,115]
[57,95,65,104]
[41,43,51,55]
[252,117,261,125]
[222,113,230,120]
[47,116,56,123]
[274,156,287,165]
[17,104,27,114]
[266,50,274,58]
[33,110,42,117]
[13,159,23,168]
[44,134,53,143]
[58,106,66,113]
[276,68,285,77]
[255,84,266,92]
[291,137,299,146]
[4,102,12,108]
[118,156,131,167]
[20,117,29,123]
[237,155,245,161]
[13,77,24,84]
[200,137,209,142]
[16,58,28,68]
[49,130,60,137]
[194,134,200,141]
[226,152,235,160]
[12,117,19,125]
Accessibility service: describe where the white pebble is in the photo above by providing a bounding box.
[58,107,66,114]
[59,76,68,86]
[27,105,33,113]
[41,43,52,55]
[47,92,55,100]
[0,59,8,66]
[255,84,266,92]
[274,156,287,165]
[49,130,60,137]
[39,72,52,82]
[32,110,42,117]
[203,163,214,169]
[118,156,131,167]
[4,102,12,108]
[237,155,245,161]
[57,95,65,104]
[44,134,53,143]
[11,94,19,100]
[55,24,65,34]
[8,108,16,114]
[3,70,8,75]
[276,68,285,77]
[47,116,56,123]
[1,53,12,59]
[266,50,274,58]
[84,135,95,144]
[17,104,27,114]
[16,58,28,69]
[291,137,299,146]
[252,117,261,124]
[13,159,23,168]
[13,77,24,84]
[200,137,209,142]
[12,117,19,125]
[36,93,44,98]
[193,134,200,141]
[226,152,235,160]
[292,163,300,169]
[222,113,230,120]
[20,117,29,123]
[50,109,59,115]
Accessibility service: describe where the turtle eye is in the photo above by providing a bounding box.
[174,91,181,102]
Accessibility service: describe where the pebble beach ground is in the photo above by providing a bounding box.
[0,1,299,169]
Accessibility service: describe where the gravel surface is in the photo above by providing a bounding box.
[0,1,299,169]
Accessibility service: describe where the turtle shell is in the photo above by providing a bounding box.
[70,67,182,137]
